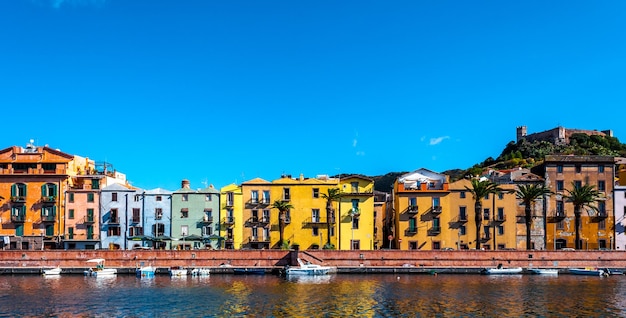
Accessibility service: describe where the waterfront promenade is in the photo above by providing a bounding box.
[2,249,626,274]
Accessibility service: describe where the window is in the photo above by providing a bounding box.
[557,164,563,173]
[206,194,212,202]
[312,209,320,222]
[181,225,188,236]
[182,194,188,202]
[598,180,606,191]
[134,194,141,202]
[227,192,234,205]
[557,180,564,191]
[181,209,188,218]
[483,226,490,238]
[263,209,270,222]
[556,201,564,215]
[42,163,56,172]
[91,179,99,190]
[432,241,441,250]
[498,192,504,200]
[351,240,360,250]
[129,226,143,236]
[68,227,74,239]
[15,224,23,237]
[432,197,440,207]
[87,209,94,222]
[408,218,417,232]
[557,220,565,230]
[155,208,163,220]
[251,191,258,203]
[69,209,75,219]
[599,219,606,230]
[460,207,467,221]
[132,208,141,223]
[330,227,335,237]
[497,208,504,221]
[574,180,582,189]
[599,165,605,173]
[87,193,94,202]
[409,241,418,250]
[153,223,165,236]
[263,191,270,203]
[112,193,118,202]
[409,197,417,206]
[498,225,504,235]
[483,208,490,220]
[312,227,319,236]
[283,188,290,201]
[110,209,119,223]
[351,182,359,193]
[156,195,162,201]
[41,183,57,198]
[312,188,319,198]
[11,183,27,198]
[69,193,74,203]
[575,164,581,173]
[598,202,606,216]
[352,216,359,229]
[108,227,121,236]
[460,225,466,235]
[460,191,466,199]
[202,225,212,236]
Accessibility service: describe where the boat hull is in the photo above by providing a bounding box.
[481,267,523,275]
[43,268,62,276]
[136,266,156,278]
[569,268,607,276]
[233,268,266,275]
[529,269,559,275]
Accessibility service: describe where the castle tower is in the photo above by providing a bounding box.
[516,126,527,142]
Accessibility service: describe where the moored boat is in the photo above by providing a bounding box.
[233,268,266,275]
[190,268,210,276]
[84,258,117,277]
[284,259,333,276]
[569,268,609,276]
[481,265,523,275]
[43,267,62,276]
[136,265,156,278]
[528,268,559,275]
[169,266,188,277]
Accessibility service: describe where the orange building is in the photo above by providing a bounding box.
[0,142,73,250]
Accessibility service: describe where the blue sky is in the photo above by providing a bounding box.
[2,1,625,191]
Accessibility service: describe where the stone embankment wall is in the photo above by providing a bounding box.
[1,250,626,270]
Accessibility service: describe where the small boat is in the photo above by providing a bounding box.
[43,267,62,276]
[169,266,188,277]
[481,265,523,275]
[233,268,266,275]
[568,268,609,276]
[190,268,210,276]
[528,268,559,275]
[84,258,117,277]
[136,265,156,278]
[284,259,333,276]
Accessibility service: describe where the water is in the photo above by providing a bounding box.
[1,274,625,317]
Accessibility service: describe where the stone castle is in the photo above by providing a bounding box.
[516,126,613,146]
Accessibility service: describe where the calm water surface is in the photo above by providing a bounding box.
[1,273,625,317]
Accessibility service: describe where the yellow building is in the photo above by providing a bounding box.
[266,174,341,250]
[393,169,451,250]
[337,175,375,250]
[220,183,243,249]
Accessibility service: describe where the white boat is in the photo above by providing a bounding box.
[284,259,333,276]
[569,268,609,276]
[169,266,188,277]
[529,268,559,275]
[190,268,210,276]
[136,265,156,278]
[43,267,62,276]
[84,258,117,277]
[481,266,523,275]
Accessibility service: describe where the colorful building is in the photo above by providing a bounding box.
[220,183,243,249]
[171,180,221,250]
[337,175,375,250]
[141,188,172,250]
[0,142,73,250]
[100,183,137,250]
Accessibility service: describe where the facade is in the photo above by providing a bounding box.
[542,155,616,250]
[64,165,104,250]
[393,169,451,250]
[171,180,221,250]
[616,186,626,250]
[373,190,389,250]
[338,175,375,250]
[0,142,73,250]
[100,183,137,250]
[241,178,273,249]
[220,183,243,249]
[141,188,172,250]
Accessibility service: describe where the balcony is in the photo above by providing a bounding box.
[547,211,566,221]
[258,199,270,206]
[592,211,609,221]
[10,196,26,203]
[303,217,335,225]
[349,208,361,217]
[431,206,442,214]
[493,215,506,223]
[11,213,26,223]
[225,201,234,207]
[41,196,57,203]
[223,216,235,225]
[405,227,418,236]
[83,216,96,224]
[41,212,56,222]
[245,216,270,227]
[108,217,120,224]
[428,226,441,236]
[249,236,270,243]
[407,205,418,214]
[343,189,374,196]
[130,217,141,224]
[199,216,214,224]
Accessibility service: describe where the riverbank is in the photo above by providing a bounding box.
[1,249,626,274]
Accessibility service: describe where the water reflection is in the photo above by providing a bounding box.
[1,275,625,317]
[285,274,332,284]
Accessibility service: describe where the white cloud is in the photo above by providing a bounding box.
[420,136,426,142]
[356,151,365,156]
[353,139,358,147]
[429,136,450,146]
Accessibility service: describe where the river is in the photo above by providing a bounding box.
[1,273,625,317]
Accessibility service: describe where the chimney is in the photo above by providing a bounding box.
[181,179,190,189]
[299,173,304,181]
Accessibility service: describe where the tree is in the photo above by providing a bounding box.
[516,184,553,250]
[465,179,507,250]
[320,188,341,248]
[564,183,600,250]
[271,200,294,249]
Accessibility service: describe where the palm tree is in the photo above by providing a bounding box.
[516,184,553,250]
[271,200,294,249]
[320,188,341,248]
[465,179,507,250]
[564,183,600,250]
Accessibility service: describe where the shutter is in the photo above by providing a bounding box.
[11,184,16,197]
[52,184,57,196]
[41,184,46,197]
